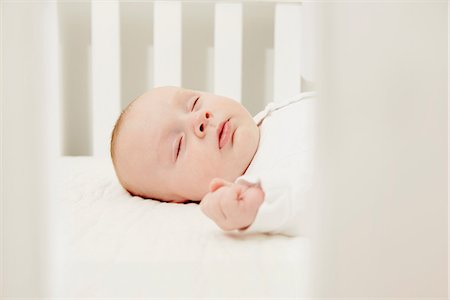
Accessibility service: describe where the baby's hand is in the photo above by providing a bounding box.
[200,178,265,231]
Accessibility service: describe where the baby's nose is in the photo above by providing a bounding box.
[194,110,211,138]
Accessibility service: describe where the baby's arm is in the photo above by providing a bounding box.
[199,178,265,231]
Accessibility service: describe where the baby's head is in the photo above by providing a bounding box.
[110,86,259,202]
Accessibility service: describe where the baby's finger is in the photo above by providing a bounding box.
[200,191,227,224]
[219,186,241,220]
[240,186,265,215]
[209,177,232,193]
[219,186,252,230]
[233,183,249,200]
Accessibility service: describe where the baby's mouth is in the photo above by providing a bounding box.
[217,118,231,149]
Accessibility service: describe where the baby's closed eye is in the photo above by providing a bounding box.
[191,96,199,111]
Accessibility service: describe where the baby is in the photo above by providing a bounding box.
[111,86,315,235]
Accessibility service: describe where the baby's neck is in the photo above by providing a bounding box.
[241,126,260,175]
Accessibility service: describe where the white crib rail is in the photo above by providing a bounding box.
[153,1,182,87]
[274,3,302,102]
[214,3,243,102]
[91,0,121,157]
[89,1,303,157]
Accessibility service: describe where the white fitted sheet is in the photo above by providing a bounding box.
[53,156,311,298]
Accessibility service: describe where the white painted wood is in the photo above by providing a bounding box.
[43,5,64,295]
[206,46,215,93]
[44,2,61,158]
[265,48,274,106]
[153,1,182,87]
[300,3,316,87]
[2,2,60,295]
[146,45,154,89]
[273,3,302,102]
[91,0,121,157]
[214,3,242,102]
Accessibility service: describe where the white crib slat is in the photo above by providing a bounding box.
[45,2,61,158]
[91,0,121,157]
[274,3,302,102]
[2,2,61,294]
[153,1,182,86]
[214,3,242,102]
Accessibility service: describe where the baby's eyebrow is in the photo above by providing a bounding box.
[171,89,185,109]
[172,89,195,110]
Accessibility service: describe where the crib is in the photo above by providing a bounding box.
[2,1,447,298]
[67,2,313,296]
[3,1,316,298]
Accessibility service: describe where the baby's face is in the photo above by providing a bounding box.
[115,86,259,202]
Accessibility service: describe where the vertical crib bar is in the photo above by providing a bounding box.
[46,4,62,159]
[273,3,302,102]
[2,2,60,296]
[214,3,242,102]
[91,0,121,157]
[153,1,182,86]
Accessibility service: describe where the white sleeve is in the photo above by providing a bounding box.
[232,94,315,236]
[234,164,311,237]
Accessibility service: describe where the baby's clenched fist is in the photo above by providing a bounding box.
[200,178,265,231]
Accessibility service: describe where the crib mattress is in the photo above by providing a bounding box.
[53,156,310,298]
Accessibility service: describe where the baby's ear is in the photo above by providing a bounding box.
[209,178,230,192]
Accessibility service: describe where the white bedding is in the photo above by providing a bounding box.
[52,156,311,298]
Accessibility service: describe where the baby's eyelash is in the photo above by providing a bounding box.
[176,136,182,158]
[191,97,199,111]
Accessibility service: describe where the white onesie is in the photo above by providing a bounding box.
[235,91,316,236]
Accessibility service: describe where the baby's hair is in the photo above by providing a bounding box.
[110,96,140,190]
[110,102,170,202]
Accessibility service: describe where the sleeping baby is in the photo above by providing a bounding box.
[110,86,315,236]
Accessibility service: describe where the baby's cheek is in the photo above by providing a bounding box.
[184,167,214,199]
[190,154,221,177]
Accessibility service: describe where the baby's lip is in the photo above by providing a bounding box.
[216,118,230,149]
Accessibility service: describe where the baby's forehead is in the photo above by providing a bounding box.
[130,88,178,116]
[122,92,175,157]
[122,86,195,147]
